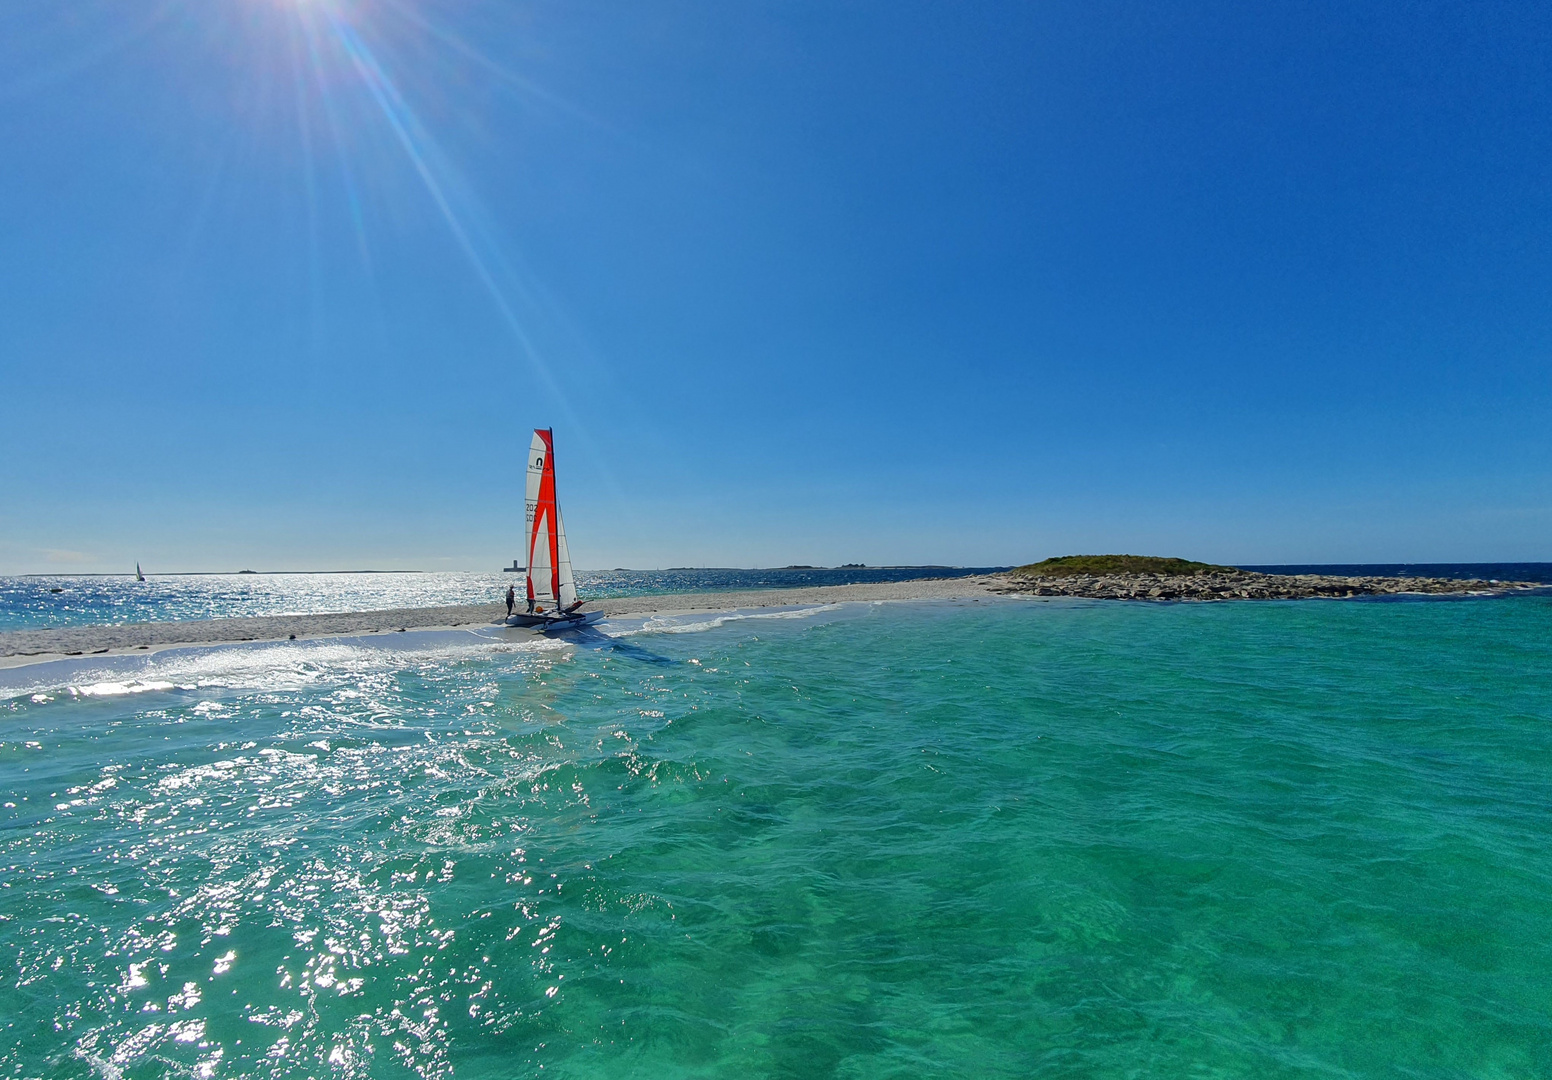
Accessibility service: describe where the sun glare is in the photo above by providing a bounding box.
[231,0,585,429]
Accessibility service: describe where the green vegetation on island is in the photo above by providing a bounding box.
[1012,555,1234,578]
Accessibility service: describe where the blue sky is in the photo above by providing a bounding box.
[2,0,1550,573]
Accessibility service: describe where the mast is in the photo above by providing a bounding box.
[555,505,577,611]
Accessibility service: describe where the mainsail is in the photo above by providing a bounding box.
[524,429,578,611]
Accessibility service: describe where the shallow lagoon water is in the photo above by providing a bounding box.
[2,597,1550,1078]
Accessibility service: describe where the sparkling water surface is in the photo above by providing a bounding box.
[0,568,1006,632]
[2,597,1550,1078]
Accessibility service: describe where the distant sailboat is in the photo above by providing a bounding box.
[506,429,601,631]
[135,563,145,582]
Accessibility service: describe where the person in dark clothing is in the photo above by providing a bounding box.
[505,584,515,618]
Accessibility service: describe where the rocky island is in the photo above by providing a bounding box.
[988,555,1542,601]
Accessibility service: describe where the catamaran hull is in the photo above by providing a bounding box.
[504,610,603,632]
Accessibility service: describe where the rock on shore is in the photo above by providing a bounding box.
[989,569,1541,601]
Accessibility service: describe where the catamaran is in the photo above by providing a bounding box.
[506,428,602,631]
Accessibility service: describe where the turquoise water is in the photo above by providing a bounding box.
[2,597,1550,1078]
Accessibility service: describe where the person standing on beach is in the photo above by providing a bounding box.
[505,584,515,618]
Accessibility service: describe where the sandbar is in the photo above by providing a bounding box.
[2,570,1540,671]
[0,577,1008,669]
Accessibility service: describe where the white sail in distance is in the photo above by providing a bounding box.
[525,429,577,611]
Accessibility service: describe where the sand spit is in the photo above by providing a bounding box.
[1,572,1541,668]
[0,579,1007,667]
[0,602,511,668]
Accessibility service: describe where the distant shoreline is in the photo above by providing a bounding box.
[0,571,1543,670]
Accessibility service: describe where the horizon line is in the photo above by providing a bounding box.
[9,559,1552,579]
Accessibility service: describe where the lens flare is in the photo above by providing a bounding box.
[287,0,580,422]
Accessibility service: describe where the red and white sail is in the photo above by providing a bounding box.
[524,429,577,611]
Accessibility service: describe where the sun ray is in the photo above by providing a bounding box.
[309,1,583,430]
[296,9,375,277]
[374,0,612,134]
[0,0,181,101]
[286,13,326,356]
